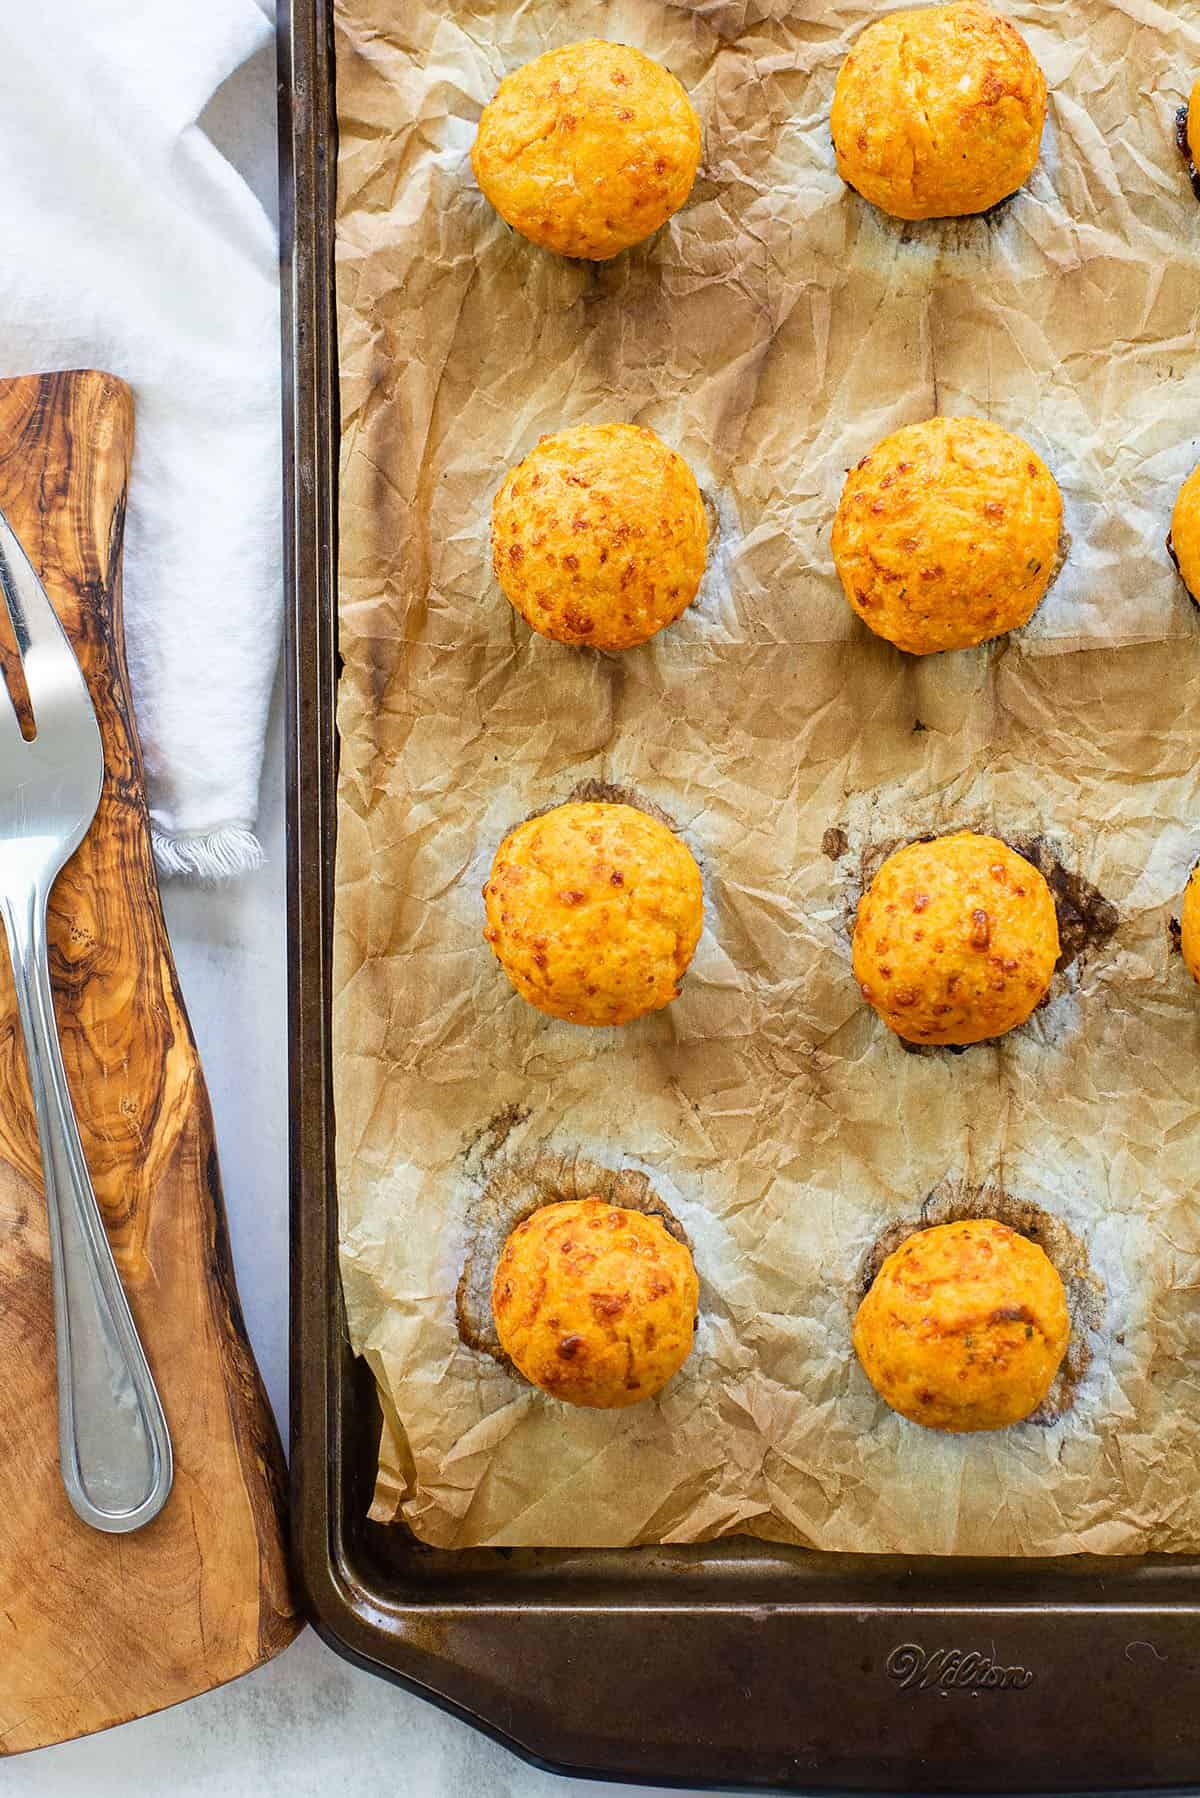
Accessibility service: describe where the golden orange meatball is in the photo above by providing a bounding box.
[853,833,1060,1045]
[831,3,1046,221]
[471,40,701,260]
[493,1198,699,1407]
[832,416,1062,655]
[854,1218,1070,1432]
[492,424,708,650]
[483,801,703,1026]
[1170,463,1200,603]
[1188,79,1200,170]
[1181,865,1200,986]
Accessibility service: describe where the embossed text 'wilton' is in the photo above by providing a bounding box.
[886,1643,1034,1693]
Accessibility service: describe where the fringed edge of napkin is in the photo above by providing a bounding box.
[152,825,265,881]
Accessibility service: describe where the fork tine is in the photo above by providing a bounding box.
[0,659,28,747]
[0,522,35,747]
[0,505,92,724]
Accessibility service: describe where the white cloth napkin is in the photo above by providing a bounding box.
[0,0,281,878]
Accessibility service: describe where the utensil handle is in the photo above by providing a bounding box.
[1,884,173,1532]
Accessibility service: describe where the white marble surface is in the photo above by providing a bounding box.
[3,26,719,1798]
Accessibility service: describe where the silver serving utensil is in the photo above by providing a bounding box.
[0,506,172,1533]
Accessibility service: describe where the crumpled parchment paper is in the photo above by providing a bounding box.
[332,0,1200,1552]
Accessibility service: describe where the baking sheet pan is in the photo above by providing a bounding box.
[281,0,1200,1784]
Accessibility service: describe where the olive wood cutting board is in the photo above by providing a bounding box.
[0,371,298,1754]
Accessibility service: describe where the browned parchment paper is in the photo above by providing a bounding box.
[332,0,1200,1553]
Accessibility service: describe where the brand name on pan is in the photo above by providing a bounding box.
[886,1642,1035,1693]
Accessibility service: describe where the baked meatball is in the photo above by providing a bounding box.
[831,3,1046,221]
[1181,865,1200,985]
[1186,79,1200,177]
[854,1218,1070,1432]
[492,1198,699,1407]
[853,833,1060,1045]
[1170,463,1200,603]
[471,40,702,260]
[483,800,703,1026]
[492,424,708,650]
[832,416,1062,655]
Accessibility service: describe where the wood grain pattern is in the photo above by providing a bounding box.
[0,372,298,1754]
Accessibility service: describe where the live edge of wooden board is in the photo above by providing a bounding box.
[0,370,298,1757]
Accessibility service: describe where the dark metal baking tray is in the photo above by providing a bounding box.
[279,1,1200,1786]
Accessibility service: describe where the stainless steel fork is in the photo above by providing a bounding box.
[0,506,172,1533]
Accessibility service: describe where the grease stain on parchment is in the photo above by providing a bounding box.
[563,777,678,830]
[1178,104,1200,205]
